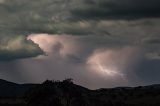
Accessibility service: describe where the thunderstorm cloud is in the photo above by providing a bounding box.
[0,0,160,88]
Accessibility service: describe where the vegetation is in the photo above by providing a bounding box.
[1,79,160,106]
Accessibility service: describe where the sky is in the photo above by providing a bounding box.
[0,0,160,89]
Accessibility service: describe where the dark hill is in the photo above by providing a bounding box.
[25,79,160,106]
[1,79,160,106]
[0,79,36,97]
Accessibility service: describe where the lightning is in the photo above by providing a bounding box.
[96,58,124,78]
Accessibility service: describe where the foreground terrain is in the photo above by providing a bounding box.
[0,79,160,106]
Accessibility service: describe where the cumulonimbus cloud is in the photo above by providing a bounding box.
[0,33,159,88]
[24,34,145,88]
[0,0,160,89]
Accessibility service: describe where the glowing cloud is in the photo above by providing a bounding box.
[97,61,124,77]
[87,47,141,81]
[26,34,145,88]
[27,34,84,57]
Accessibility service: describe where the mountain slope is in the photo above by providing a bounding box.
[0,79,35,97]
[1,79,160,106]
[25,80,160,106]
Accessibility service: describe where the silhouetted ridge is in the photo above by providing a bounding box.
[25,79,160,106]
[0,79,17,85]
[0,79,35,97]
[1,79,160,106]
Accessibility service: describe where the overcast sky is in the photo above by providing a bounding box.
[0,0,160,89]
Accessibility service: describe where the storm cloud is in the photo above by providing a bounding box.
[0,33,157,89]
[72,0,160,19]
[0,36,43,61]
[0,34,140,88]
[0,0,160,88]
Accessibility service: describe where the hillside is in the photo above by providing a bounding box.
[0,79,160,106]
[0,79,36,97]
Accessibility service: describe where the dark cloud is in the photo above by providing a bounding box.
[142,38,160,45]
[134,58,160,85]
[0,36,44,61]
[71,0,160,20]
[0,0,159,38]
